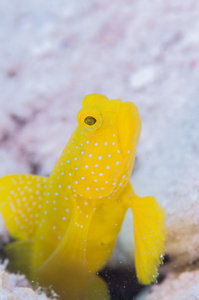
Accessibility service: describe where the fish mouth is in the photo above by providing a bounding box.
[117,101,141,155]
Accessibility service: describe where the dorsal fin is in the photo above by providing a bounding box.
[0,174,48,241]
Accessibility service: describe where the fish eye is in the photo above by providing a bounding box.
[84,116,97,126]
[78,107,103,131]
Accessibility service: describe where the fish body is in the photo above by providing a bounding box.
[0,94,166,299]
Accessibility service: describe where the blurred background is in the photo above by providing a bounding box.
[0,0,199,299]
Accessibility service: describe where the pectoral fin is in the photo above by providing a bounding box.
[5,239,34,279]
[81,274,110,300]
[125,183,166,284]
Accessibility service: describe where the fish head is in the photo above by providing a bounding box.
[68,94,141,200]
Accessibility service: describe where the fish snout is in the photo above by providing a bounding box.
[117,102,141,155]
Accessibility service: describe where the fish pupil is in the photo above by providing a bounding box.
[84,116,97,126]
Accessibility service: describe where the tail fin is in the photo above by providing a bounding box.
[0,174,48,241]
[132,195,166,284]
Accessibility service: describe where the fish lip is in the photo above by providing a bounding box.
[117,101,141,155]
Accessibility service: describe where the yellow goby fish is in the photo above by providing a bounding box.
[0,94,166,299]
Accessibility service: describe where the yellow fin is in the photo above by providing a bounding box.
[5,239,34,279]
[81,275,110,300]
[131,195,166,284]
[0,174,48,241]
